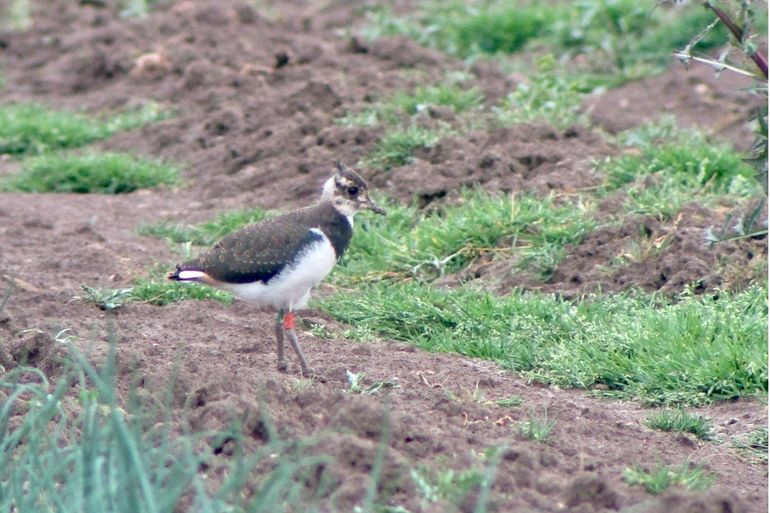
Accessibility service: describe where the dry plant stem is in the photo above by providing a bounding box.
[705,2,768,78]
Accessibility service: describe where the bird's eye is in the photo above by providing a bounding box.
[347,186,358,196]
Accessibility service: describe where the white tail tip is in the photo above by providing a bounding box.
[177,270,207,280]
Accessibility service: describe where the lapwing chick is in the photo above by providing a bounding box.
[168,161,385,376]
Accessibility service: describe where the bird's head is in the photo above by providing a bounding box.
[321,161,386,218]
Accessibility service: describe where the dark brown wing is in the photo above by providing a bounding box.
[177,207,324,284]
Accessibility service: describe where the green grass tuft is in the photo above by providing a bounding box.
[337,82,481,129]
[78,285,135,311]
[644,409,713,440]
[622,462,714,494]
[363,2,755,86]
[1,151,179,194]
[0,104,105,155]
[79,263,232,310]
[410,466,485,506]
[1,0,32,30]
[318,283,768,406]
[101,102,171,133]
[364,2,556,58]
[550,1,732,83]
[598,122,762,219]
[392,84,484,115]
[363,125,442,170]
[341,191,595,284]
[79,279,231,309]
[0,102,169,155]
[141,188,592,287]
[494,55,586,128]
[519,409,555,442]
[732,427,769,463]
[494,395,523,408]
[0,344,328,512]
[129,275,232,306]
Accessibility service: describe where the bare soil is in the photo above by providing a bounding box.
[0,1,766,512]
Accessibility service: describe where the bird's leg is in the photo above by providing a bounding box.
[283,311,312,376]
[275,310,287,372]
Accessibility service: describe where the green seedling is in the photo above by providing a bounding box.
[77,285,134,311]
[519,408,555,442]
[494,55,586,128]
[732,427,768,463]
[494,395,523,408]
[346,370,399,395]
[363,125,442,170]
[363,3,555,58]
[623,461,714,494]
[411,466,484,506]
[393,84,483,115]
[644,409,713,440]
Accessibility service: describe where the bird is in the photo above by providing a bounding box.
[168,161,386,376]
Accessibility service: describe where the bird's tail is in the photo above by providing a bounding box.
[168,266,207,282]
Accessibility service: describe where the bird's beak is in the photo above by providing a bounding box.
[367,197,386,215]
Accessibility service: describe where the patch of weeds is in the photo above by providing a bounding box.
[129,273,232,306]
[101,102,171,133]
[705,197,768,245]
[341,190,594,284]
[363,125,442,170]
[494,55,587,128]
[319,283,768,406]
[0,102,169,155]
[622,461,714,494]
[610,234,672,267]
[80,266,232,309]
[746,427,768,451]
[599,124,761,219]
[733,427,769,463]
[393,84,484,115]
[551,1,732,84]
[644,409,713,440]
[336,107,384,128]
[646,3,737,57]
[1,0,31,30]
[362,2,738,84]
[1,152,179,194]
[519,408,555,442]
[494,395,523,408]
[120,0,164,17]
[306,322,336,340]
[337,82,481,129]
[0,343,328,512]
[604,138,755,192]
[410,466,484,507]
[617,115,680,147]
[289,377,315,392]
[346,370,399,395]
[139,207,268,246]
[77,285,134,311]
[363,2,558,58]
[0,104,104,155]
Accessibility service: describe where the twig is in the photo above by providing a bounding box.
[704,2,768,78]
[673,52,761,78]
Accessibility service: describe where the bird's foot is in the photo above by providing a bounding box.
[300,367,327,383]
[277,360,288,372]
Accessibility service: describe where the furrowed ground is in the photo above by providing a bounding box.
[0,1,766,512]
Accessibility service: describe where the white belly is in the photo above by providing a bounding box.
[222,230,337,310]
